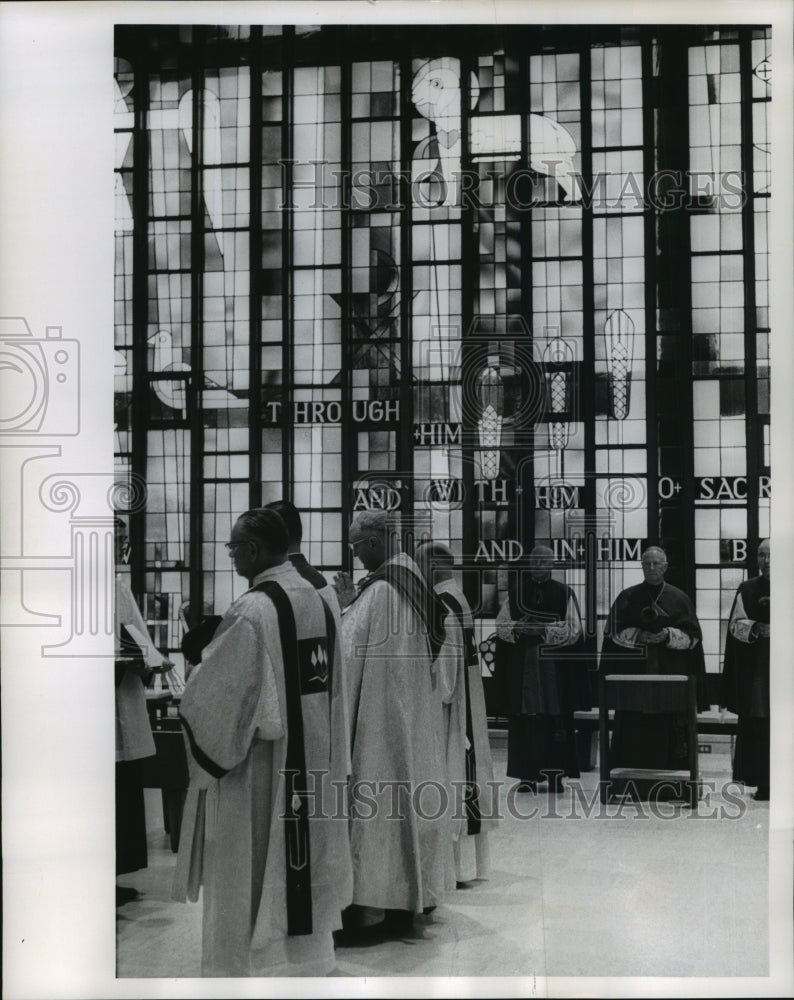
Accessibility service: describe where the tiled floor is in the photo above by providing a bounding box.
[117,738,769,980]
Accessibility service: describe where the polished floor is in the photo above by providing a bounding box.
[117,735,769,981]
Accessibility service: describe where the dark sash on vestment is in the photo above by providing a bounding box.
[357,559,446,659]
[180,578,334,937]
[437,589,482,836]
[253,580,334,937]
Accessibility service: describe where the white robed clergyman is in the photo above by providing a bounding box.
[415,541,499,886]
[266,498,351,777]
[173,508,352,977]
[333,511,449,941]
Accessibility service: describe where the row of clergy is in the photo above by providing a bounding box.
[167,504,498,976]
[491,540,769,800]
[117,503,769,977]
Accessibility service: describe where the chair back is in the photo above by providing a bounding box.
[601,674,694,714]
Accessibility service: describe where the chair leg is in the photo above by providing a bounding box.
[687,676,699,808]
[598,676,609,805]
[164,789,187,852]
[161,789,170,834]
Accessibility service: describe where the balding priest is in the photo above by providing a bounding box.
[598,545,707,778]
[333,510,449,942]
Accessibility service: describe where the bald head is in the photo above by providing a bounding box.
[529,544,554,581]
[415,541,455,586]
[641,546,668,586]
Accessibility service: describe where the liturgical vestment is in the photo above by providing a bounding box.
[288,552,351,777]
[495,579,591,783]
[433,578,498,882]
[722,574,770,792]
[341,552,449,913]
[173,561,353,977]
[599,579,707,770]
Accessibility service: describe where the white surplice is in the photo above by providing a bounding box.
[342,552,449,912]
[115,574,160,762]
[172,561,353,977]
[433,578,498,882]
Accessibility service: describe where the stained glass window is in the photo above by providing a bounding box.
[115,24,772,692]
[685,31,769,675]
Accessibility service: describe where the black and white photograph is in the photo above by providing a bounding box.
[2,2,793,997]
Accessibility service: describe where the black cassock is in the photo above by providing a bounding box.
[598,581,707,771]
[495,578,591,784]
[721,575,770,792]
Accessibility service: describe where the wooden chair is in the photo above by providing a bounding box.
[598,674,699,807]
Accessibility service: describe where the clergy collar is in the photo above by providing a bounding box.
[249,561,292,588]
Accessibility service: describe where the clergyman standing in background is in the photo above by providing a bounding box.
[333,510,449,943]
[265,499,343,621]
[115,517,174,905]
[495,544,590,793]
[598,546,707,781]
[414,540,498,887]
[722,538,771,801]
